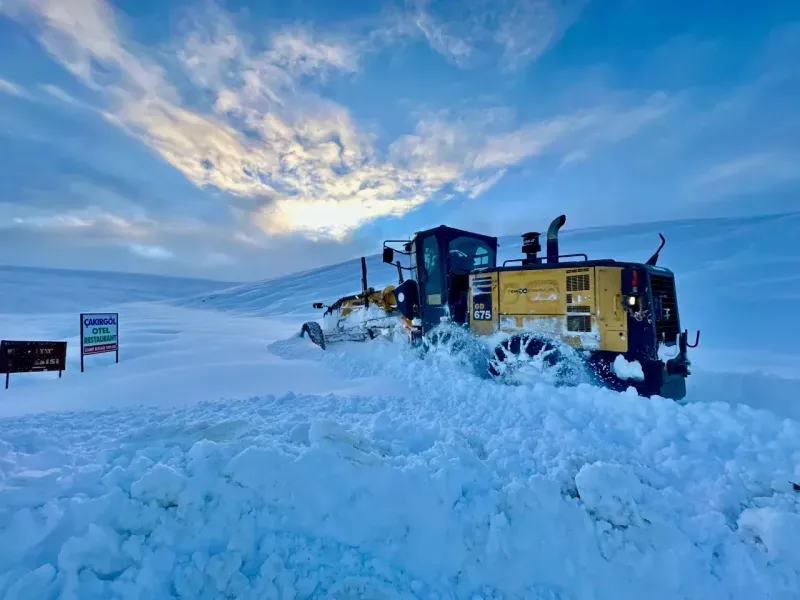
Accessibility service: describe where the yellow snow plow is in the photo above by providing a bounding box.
[300,216,700,400]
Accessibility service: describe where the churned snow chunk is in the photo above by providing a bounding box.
[58,523,130,580]
[4,563,56,600]
[575,462,648,527]
[206,552,244,592]
[130,463,187,507]
[612,355,645,381]
[738,507,800,571]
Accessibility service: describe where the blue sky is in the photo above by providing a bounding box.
[0,0,798,281]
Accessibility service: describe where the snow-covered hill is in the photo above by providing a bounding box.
[0,265,237,315]
[1,213,799,599]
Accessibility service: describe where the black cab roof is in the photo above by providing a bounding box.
[413,225,499,249]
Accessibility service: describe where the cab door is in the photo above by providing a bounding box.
[415,233,448,332]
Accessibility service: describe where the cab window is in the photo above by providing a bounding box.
[448,236,496,272]
[421,235,443,300]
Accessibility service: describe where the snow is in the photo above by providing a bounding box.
[1,212,800,598]
[658,342,680,362]
[612,355,645,381]
[738,507,800,572]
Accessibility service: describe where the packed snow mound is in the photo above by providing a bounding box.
[1,365,799,599]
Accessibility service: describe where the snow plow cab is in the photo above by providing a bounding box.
[301,215,699,400]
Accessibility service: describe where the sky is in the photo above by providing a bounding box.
[0,0,798,282]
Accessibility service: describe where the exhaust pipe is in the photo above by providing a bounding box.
[546,214,567,264]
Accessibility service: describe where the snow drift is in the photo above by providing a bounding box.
[1,213,799,599]
[1,376,799,599]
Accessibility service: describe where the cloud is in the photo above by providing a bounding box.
[128,243,173,260]
[559,149,588,167]
[761,21,800,71]
[3,0,410,240]
[38,84,88,108]
[404,0,585,70]
[268,28,360,77]
[0,78,28,97]
[1,203,151,237]
[470,112,599,169]
[494,0,586,71]
[201,251,234,266]
[455,168,508,198]
[689,152,800,198]
[394,94,674,174]
[409,6,474,67]
[3,0,665,244]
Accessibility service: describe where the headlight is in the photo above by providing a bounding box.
[627,295,637,306]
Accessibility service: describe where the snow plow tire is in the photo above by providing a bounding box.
[487,333,586,387]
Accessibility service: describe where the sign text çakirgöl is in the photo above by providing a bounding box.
[81,312,119,370]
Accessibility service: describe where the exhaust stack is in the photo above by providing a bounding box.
[546,214,567,264]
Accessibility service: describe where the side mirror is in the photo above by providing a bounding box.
[312,302,324,309]
[382,247,394,264]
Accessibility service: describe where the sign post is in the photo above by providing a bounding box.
[80,313,119,372]
[1,340,68,389]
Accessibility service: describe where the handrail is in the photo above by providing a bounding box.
[502,253,589,267]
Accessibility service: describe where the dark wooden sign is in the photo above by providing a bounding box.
[1,340,67,389]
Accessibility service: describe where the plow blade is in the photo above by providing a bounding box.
[300,321,385,350]
[300,322,327,349]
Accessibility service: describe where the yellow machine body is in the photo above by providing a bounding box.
[329,285,397,320]
[468,266,629,353]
